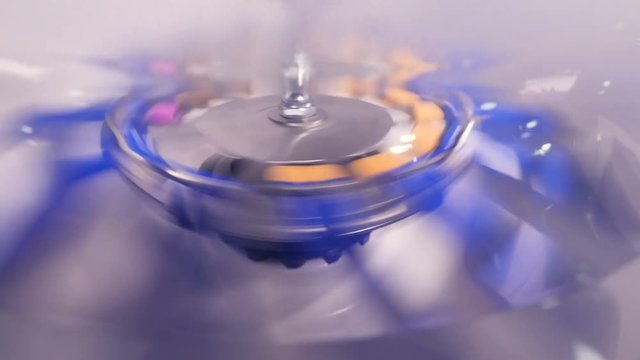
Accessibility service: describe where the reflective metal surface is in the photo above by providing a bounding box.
[277,53,319,121]
[191,95,393,163]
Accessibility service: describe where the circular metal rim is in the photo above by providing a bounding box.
[103,91,476,196]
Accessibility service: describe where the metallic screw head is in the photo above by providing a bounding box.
[279,53,318,120]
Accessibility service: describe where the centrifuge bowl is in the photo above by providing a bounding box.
[1,0,640,359]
